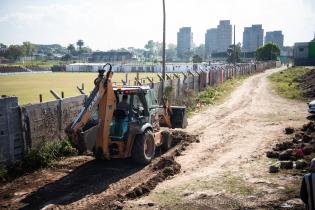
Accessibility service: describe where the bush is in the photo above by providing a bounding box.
[22,139,77,171]
[269,67,309,100]
[0,162,7,181]
[4,139,78,181]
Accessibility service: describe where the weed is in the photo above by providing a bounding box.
[269,67,309,100]
[3,139,77,181]
[0,162,7,181]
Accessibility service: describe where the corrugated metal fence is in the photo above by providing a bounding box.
[0,62,280,164]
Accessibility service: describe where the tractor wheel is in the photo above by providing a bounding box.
[161,130,173,152]
[132,130,156,165]
[94,147,104,161]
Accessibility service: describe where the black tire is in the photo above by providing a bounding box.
[94,147,104,161]
[161,130,173,152]
[132,130,156,165]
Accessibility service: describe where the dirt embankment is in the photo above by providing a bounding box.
[0,131,198,210]
[298,68,315,98]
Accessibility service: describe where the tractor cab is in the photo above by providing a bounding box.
[110,86,151,141]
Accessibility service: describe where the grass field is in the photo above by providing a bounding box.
[268,67,309,100]
[0,72,159,104]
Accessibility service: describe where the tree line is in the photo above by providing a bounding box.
[0,39,281,63]
[0,42,36,60]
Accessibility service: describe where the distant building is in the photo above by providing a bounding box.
[265,31,284,49]
[243,24,264,52]
[177,27,193,60]
[89,51,133,62]
[205,20,232,58]
[280,46,293,64]
[293,41,315,66]
[216,20,232,52]
[205,28,217,57]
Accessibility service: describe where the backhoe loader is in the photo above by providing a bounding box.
[66,63,187,164]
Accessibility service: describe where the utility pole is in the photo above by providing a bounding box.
[162,0,166,81]
[233,25,236,66]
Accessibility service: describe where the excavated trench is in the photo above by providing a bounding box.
[0,131,199,210]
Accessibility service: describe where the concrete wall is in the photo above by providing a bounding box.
[0,62,277,165]
[21,95,86,150]
[0,97,24,164]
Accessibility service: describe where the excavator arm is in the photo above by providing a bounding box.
[65,63,116,158]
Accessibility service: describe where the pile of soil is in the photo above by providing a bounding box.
[267,121,315,172]
[297,68,315,98]
[171,130,200,156]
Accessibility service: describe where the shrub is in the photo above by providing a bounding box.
[4,139,78,181]
[0,162,7,181]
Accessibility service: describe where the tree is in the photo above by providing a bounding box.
[194,44,205,60]
[182,50,193,62]
[144,40,161,60]
[67,44,76,55]
[4,45,25,60]
[166,44,176,61]
[0,43,7,49]
[76,40,84,51]
[22,41,36,56]
[255,43,280,61]
[80,46,92,53]
[61,54,72,61]
[227,44,241,63]
[145,40,155,52]
[192,54,202,63]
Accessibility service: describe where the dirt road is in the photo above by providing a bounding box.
[0,67,308,210]
[125,67,308,209]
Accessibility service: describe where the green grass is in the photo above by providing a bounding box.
[268,67,309,100]
[0,72,159,104]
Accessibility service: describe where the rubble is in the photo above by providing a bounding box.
[267,120,315,173]
[280,161,293,169]
[269,165,279,173]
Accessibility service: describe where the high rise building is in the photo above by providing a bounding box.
[204,20,232,57]
[177,27,193,59]
[216,20,232,52]
[205,28,217,57]
[265,31,284,49]
[242,24,264,52]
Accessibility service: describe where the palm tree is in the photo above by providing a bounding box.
[67,44,76,55]
[76,40,84,51]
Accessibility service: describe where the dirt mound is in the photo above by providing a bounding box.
[171,130,199,156]
[298,68,315,98]
[267,121,315,172]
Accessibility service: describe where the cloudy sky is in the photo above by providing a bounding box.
[0,0,314,50]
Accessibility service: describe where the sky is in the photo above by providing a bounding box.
[0,0,315,51]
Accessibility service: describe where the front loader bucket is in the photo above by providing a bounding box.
[65,122,98,154]
[80,125,98,152]
[170,106,187,129]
